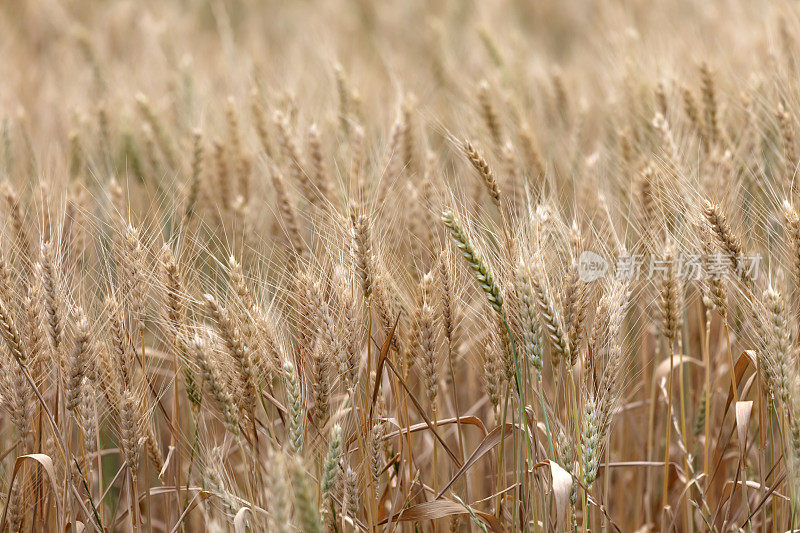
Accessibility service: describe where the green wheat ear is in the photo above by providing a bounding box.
[441,209,504,315]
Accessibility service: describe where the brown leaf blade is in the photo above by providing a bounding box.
[437,423,515,498]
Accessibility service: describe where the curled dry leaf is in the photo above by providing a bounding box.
[653,356,703,384]
[378,499,503,532]
[735,400,753,454]
[233,506,251,533]
[550,460,573,528]
[2,454,63,532]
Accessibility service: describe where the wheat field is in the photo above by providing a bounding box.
[1,0,800,531]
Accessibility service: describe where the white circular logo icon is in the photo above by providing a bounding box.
[578,251,608,282]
